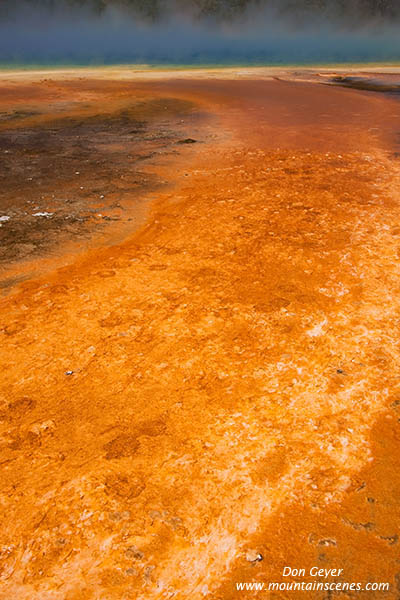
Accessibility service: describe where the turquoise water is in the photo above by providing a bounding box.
[1,60,400,71]
[1,6,400,69]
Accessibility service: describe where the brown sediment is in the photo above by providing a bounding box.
[328,75,400,94]
[0,68,400,599]
[0,79,213,293]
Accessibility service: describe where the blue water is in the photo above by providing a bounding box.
[1,15,399,67]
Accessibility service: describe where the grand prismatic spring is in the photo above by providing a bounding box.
[1,2,400,599]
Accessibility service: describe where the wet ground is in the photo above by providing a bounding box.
[0,77,209,291]
[0,67,400,599]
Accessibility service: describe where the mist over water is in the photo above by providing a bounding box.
[0,1,399,66]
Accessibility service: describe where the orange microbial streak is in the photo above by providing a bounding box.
[0,67,399,599]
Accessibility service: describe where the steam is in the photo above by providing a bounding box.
[0,0,399,65]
